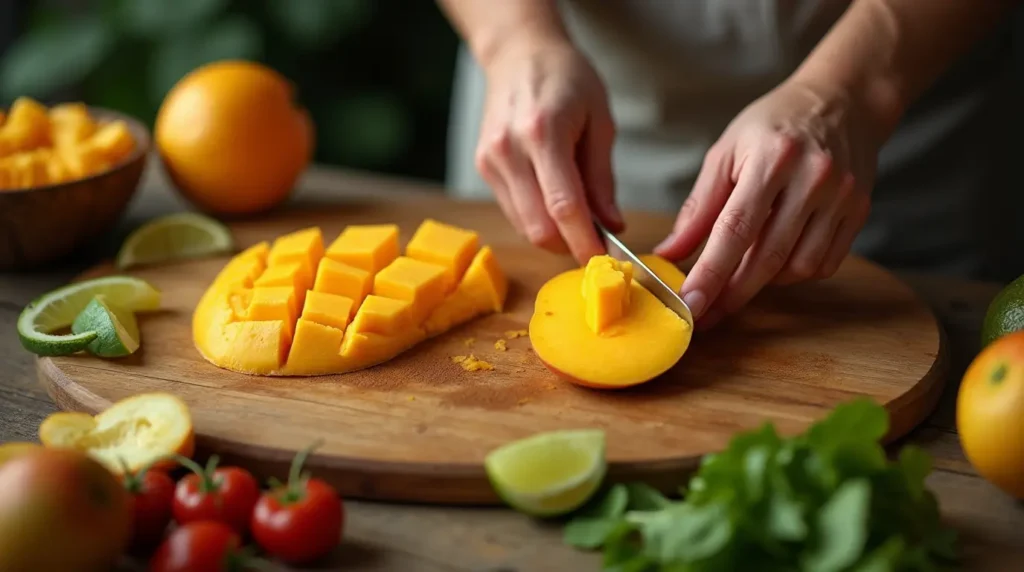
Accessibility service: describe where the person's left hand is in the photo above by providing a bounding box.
[654,78,878,329]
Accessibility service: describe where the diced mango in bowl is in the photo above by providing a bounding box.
[0,97,136,191]
[193,219,508,376]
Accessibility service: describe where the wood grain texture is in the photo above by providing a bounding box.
[0,107,150,271]
[36,194,946,505]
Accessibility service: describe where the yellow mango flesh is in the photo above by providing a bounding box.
[193,221,508,376]
[638,254,687,292]
[406,218,480,287]
[582,255,633,334]
[530,253,691,389]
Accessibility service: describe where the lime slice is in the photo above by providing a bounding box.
[17,276,160,356]
[484,429,606,517]
[71,296,140,358]
[115,212,235,270]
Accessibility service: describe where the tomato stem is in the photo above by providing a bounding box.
[172,453,221,494]
[280,439,324,504]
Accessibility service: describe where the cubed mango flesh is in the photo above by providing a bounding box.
[313,258,372,314]
[373,256,450,323]
[325,224,399,275]
[193,221,509,376]
[582,255,633,335]
[49,103,96,148]
[406,218,480,287]
[301,291,354,332]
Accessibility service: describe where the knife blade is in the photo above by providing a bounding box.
[593,220,694,329]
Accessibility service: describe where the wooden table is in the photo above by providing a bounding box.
[2,161,1022,571]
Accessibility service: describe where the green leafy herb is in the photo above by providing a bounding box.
[563,398,958,571]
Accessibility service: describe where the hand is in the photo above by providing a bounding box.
[474,35,624,264]
[654,79,877,328]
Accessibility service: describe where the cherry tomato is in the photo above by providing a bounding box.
[171,455,260,534]
[149,520,253,572]
[121,462,176,552]
[251,440,344,564]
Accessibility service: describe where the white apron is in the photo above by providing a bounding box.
[445,0,1023,281]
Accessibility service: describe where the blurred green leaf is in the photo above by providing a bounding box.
[320,92,412,168]
[0,17,116,101]
[266,0,372,50]
[120,0,228,37]
[147,15,264,101]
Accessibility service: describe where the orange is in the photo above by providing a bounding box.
[956,329,1024,499]
[155,60,313,216]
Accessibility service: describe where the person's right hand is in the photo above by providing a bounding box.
[474,34,624,264]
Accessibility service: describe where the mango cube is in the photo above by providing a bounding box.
[229,289,254,321]
[56,142,109,178]
[424,246,508,334]
[268,227,324,287]
[49,103,96,148]
[406,219,480,287]
[325,224,399,275]
[582,255,633,334]
[246,286,298,337]
[89,120,134,164]
[313,258,372,313]
[284,319,347,372]
[373,256,450,322]
[223,320,289,372]
[214,243,268,290]
[300,291,354,331]
[0,97,50,157]
[350,295,411,336]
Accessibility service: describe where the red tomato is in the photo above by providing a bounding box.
[251,441,343,564]
[149,520,250,572]
[171,455,259,534]
[122,466,176,551]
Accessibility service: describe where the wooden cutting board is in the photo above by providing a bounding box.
[37,194,946,505]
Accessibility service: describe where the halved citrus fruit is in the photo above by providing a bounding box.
[484,429,606,517]
[39,392,194,474]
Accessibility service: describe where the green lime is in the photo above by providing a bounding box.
[115,212,235,270]
[484,429,606,517]
[17,276,160,356]
[71,296,140,358]
[981,273,1024,348]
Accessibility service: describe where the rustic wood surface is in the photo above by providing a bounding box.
[38,188,945,505]
[1,161,1023,570]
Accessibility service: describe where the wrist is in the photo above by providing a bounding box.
[467,19,573,70]
[788,62,907,143]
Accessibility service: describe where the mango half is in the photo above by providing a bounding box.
[529,254,691,389]
[193,219,507,376]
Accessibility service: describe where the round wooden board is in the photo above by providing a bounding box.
[38,195,947,505]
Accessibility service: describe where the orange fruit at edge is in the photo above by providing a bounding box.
[155,60,314,216]
[956,329,1024,500]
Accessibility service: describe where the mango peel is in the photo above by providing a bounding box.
[193,219,508,376]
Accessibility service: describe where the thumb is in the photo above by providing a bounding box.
[654,147,733,260]
[580,111,624,233]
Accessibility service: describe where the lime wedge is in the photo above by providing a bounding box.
[71,296,140,358]
[484,429,606,517]
[17,276,160,356]
[115,212,235,270]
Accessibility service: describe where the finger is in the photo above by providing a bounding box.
[678,137,798,319]
[653,145,734,261]
[772,173,853,285]
[479,127,568,253]
[528,131,605,265]
[475,144,524,236]
[580,111,624,233]
[819,194,870,278]
[711,151,834,314]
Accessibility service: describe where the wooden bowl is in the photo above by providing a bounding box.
[0,107,151,271]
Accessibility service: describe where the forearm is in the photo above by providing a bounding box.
[436,0,571,67]
[791,0,1016,140]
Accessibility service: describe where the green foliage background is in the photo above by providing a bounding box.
[0,0,460,182]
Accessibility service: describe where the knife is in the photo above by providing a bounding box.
[593,220,694,329]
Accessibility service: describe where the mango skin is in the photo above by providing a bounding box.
[193,225,507,377]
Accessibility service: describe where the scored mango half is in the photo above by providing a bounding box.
[193,219,508,376]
